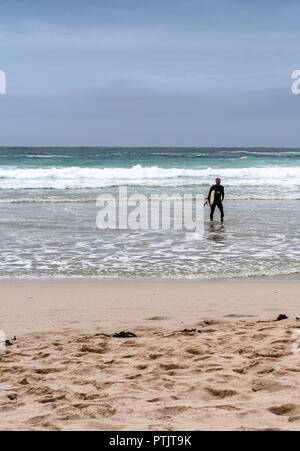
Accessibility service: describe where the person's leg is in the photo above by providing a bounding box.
[210,204,216,221]
[217,201,224,222]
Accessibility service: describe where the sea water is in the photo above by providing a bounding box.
[0,147,299,279]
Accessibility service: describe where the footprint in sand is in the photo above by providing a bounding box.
[206,387,238,399]
[252,379,289,393]
[269,404,300,416]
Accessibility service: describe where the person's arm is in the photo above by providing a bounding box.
[207,186,213,200]
[221,186,224,201]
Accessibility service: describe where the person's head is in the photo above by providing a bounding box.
[216,178,221,185]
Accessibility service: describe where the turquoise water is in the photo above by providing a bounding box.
[0,147,299,279]
[0,147,300,202]
[1,147,300,170]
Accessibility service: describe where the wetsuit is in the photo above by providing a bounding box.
[208,184,224,221]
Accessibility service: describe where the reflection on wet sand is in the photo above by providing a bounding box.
[207,222,226,242]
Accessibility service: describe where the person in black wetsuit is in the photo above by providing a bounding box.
[208,178,224,222]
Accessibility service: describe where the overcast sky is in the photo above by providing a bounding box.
[0,0,299,147]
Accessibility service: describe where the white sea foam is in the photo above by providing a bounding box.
[0,164,300,190]
[220,150,300,156]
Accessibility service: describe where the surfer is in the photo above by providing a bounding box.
[208,178,224,222]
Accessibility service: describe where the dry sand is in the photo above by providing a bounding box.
[0,279,300,431]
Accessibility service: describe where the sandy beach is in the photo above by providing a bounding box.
[0,279,300,431]
[1,0,300,435]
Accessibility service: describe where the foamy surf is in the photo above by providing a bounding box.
[0,147,299,279]
[0,164,300,190]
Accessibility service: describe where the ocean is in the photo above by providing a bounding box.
[0,147,299,279]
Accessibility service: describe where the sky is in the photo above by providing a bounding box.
[0,0,300,147]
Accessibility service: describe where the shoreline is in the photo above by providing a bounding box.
[0,274,299,282]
